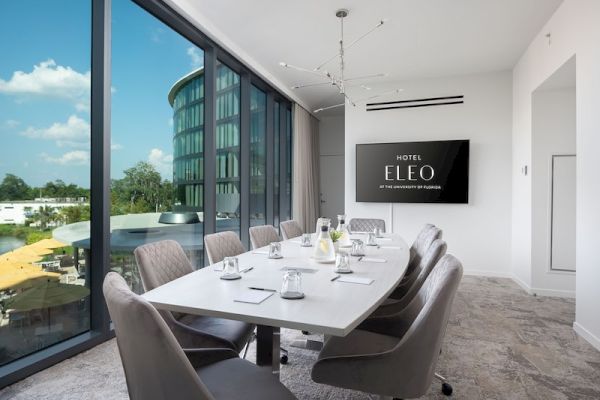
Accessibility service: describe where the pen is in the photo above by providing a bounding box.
[241,267,254,273]
[331,275,341,282]
[248,287,277,292]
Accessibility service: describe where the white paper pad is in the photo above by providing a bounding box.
[361,257,387,263]
[290,240,302,244]
[337,276,374,285]
[379,246,401,250]
[377,238,393,241]
[234,290,274,304]
[280,266,318,273]
[252,250,269,255]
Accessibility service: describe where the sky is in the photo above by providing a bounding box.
[0,0,204,188]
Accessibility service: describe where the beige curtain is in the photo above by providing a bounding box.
[292,104,320,232]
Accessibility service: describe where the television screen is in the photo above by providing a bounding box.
[356,140,469,203]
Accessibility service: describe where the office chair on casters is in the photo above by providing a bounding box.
[311,255,463,399]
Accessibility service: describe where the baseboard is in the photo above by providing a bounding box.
[509,274,533,295]
[573,322,600,352]
[463,269,511,278]
[530,287,575,298]
[462,270,576,298]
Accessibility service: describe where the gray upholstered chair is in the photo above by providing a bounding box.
[249,225,280,250]
[348,218,386,233]
[103,272,296,400]
[134,240,255,354]
[405,224,443,278]
[280,220,303,240]
[364,239,447,318]
[311,254,463,399]
[204,231,246,264]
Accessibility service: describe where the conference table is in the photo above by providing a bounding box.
[141,233,409,376]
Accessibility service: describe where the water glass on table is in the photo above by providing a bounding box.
[269,242,283,259]
[221,256,240,280]
[300,233,312,247]
[334,252,351,273]
[280,270,304,299]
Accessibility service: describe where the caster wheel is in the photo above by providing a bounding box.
[280,354,288,364]
[441,382,453,396]
[302,330,310,335]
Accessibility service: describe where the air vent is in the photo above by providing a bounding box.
[366,95,464,111]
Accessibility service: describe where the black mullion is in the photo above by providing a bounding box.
[240,72,250,247]
[265,92,274,226]
[203,46,217,257]
[90,0,111,335]
[279,104,287,221]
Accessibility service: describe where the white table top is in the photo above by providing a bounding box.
[142,234,409,336]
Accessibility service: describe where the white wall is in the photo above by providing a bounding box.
[318,115,345,222]
[345,72,513,276]
[531,87,576,297]
[511,0,600,350]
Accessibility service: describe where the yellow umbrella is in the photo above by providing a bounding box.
[0,261,42,274]
[0,270,60,291]
[32,238,67,249]
[19,245,54,256]
[0,252,43,263]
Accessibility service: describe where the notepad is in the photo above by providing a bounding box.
[280,266,318,273]
[379,246,401,250]
[337,276,374,285]
[361,257,387,263]
[252,250,269,255]
[234,290,274,304]
[377,237,393,241]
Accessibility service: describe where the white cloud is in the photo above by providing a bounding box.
[111,142,123,151]
[0,59,90,111]
[187,47,204,69]
[42,150,90,166]
[20,115,90,147]
[148,148,173,179]
[3,119,20,128]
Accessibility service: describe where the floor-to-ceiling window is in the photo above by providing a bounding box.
[215,63,241,235]
[0,0,293,386]
[250,86,267,227]
[110,0,206,289]
[0,0,91,368]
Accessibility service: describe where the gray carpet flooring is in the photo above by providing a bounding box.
[1,276,600,399]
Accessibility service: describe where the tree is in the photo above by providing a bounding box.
[0,174,33,201]
[31,205,58,230]
[59,204,91,224]
[110,162,172,214]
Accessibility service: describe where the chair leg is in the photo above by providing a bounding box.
[242,332,257,359]
[434,372,453,396]
[280,347,289,364]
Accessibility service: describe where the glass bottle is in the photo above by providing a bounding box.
[312,223,336,263]
[337,217,352,247]
[336,214,346,231]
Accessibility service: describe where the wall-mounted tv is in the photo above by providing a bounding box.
[356,140,469,203]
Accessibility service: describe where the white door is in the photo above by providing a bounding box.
[319,155,345,222]
[551,155,576,271]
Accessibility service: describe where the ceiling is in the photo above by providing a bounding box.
[170,0,563,116]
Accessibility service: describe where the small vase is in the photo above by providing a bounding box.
[333,241,340,253]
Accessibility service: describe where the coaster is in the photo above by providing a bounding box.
[366,243,378,247]
[268,255,283,259]
[334,268,353,274]
[220,273,241,280]
[280,291,305,300]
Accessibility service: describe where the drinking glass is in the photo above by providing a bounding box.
[374,227,382,238]
[280,270,303,299]
[269,242,282,259]
[366,232,377,246]
[222,256,239,276]
[351,239,365,256]
[335,252,351,273]
[300,233,312,247]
